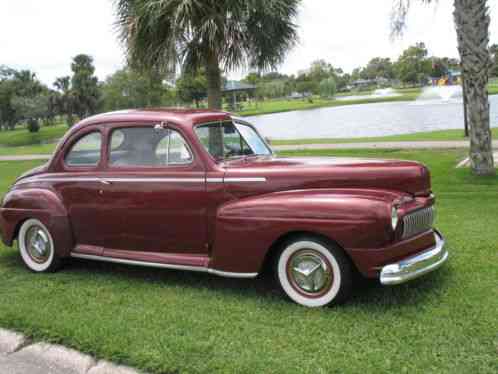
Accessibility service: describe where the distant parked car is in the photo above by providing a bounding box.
[0,109,448,307]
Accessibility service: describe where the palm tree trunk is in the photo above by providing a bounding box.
[454,0,495,175]
[206,52,222,110]
[205,51,224,157]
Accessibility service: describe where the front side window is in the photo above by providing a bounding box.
[109,126,192,167]
[194,121,271,160]
[65,131,102,167]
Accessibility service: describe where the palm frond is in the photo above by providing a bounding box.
[114,0,300,75]
[390,0,435,39]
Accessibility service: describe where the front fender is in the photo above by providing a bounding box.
[0,188,73,256]
[209,188,407,274]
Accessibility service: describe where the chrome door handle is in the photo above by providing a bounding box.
[99,179,112,185]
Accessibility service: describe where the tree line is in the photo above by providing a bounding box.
[240,41,498,100]
[0,54,101,132]
[177,41,498,103]
[2,43,498,133]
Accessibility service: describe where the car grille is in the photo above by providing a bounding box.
[402,206,435,239]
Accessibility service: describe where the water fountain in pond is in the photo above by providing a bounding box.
[415,85,463,103]
[337,87,400,101]
[372,88,398,97]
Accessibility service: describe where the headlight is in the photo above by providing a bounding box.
[391,206,399,230]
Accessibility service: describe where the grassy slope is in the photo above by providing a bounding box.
[0,124,67,147]
[237,86,498,117]
[237,91,420,117]
[0,150,497,374]
[0,144,56,156]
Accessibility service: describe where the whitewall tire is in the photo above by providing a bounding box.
[276,237,352,307]
[18,219,60,273]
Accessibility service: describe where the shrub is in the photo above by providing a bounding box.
[27,118,40,133]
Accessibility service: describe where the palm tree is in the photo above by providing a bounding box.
[54,76,76,127]
[115,0,300,110]
[392,0,495,176]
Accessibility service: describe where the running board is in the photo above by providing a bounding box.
[70,253,258,279]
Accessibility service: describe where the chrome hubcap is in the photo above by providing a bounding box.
[289,251,333,294]
[25,226,51,263]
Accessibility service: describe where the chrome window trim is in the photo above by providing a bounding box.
[64,131,103,168]
[70,253,258,279]
[193,118,274,159]
[108,125,195,169]
[167,129,194,165]
[231,117,274,155]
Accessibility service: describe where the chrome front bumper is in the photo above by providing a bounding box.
[380,231,448,285]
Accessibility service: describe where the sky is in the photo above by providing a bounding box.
[1,0,498,86]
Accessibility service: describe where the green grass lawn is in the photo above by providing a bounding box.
[488,78,498,95]
[236,90,421,117]
[0,127,491,156]
[0,150,497,374]
[0,123,67,147]
[236,86,498,117]
[271,128,498,146]
[0,143,56,156]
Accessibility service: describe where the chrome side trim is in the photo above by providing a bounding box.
[17,176,267,185]
[380,230,448,285]
[18,177,205,184]
[70,253,258,279]
[105,177,205,183]
[19,177,100,185]
[206,178,224,183]
[207,268,258,278]
[224,177,267,183]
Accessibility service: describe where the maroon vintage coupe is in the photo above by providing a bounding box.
[0,109,448,307]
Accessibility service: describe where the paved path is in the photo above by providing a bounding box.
[273,140,498,151]
[0,328,144,374]
[0,154,51,161]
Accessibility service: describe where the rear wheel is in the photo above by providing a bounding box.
[18,219,60,273]
[275,236,352,307]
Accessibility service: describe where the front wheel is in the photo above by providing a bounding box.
[275,237,352,307]
[18,219,60,273]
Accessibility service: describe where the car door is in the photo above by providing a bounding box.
[55,126,122,252]
[99,123,208,255]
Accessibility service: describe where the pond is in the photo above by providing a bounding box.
[247,94,498,140]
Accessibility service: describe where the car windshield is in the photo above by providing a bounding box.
[195,120,272,160]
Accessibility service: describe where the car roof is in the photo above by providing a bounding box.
[76,108,233,130]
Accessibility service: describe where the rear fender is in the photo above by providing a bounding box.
[209,188,405,274]
[0,188,73,256]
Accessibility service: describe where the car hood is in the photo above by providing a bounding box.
[221,156,431,197]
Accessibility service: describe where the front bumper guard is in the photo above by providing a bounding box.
[380,230,448,285]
